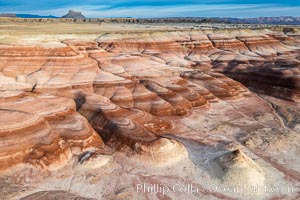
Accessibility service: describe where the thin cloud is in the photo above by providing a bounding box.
[63,4,299,18]
[0,1,298,18]
[35,5,110,16]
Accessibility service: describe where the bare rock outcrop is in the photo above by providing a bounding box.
[1,30,299,170]
[0,28,299,200]
[0,34,250,170]
[62,10,86,19]
[212,150,265,187]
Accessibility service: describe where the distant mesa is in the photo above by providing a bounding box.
[0,12,299,25]
[62,10,86,19]
[0,13,17,18]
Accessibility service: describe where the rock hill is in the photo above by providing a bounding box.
[61,10,86,19]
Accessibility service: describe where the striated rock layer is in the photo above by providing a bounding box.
[0,28,299,200]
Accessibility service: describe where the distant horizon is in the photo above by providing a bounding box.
[1,12,299,19]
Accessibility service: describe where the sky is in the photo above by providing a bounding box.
[0,0,299,18]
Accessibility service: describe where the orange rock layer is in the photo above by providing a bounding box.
[0,30,299,170]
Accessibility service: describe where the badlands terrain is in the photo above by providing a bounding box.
[0,21,299,200]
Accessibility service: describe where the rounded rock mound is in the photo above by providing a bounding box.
[212,149,265,188]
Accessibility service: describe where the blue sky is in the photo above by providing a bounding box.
[0,0,299,18]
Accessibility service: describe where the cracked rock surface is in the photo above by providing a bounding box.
[0,25,299,200]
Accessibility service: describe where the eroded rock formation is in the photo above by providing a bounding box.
[62,10,86,19]
[0,28,299,200]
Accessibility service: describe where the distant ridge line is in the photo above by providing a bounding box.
[0,16,300,25]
